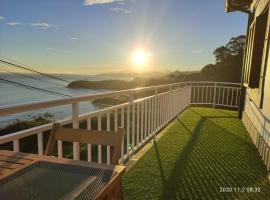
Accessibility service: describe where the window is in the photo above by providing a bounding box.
[248,9,268,88]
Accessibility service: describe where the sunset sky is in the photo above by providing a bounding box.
[0,0,248,74]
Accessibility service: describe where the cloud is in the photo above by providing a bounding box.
[46,47,53,51]
[0,16,4,20]
[110,7,131,14]
[69,37,78,41]
[84,0,125,6]
[31,22,58,30]
[192,49,203,54]
[7,22,24,26]
[116,1,125,5]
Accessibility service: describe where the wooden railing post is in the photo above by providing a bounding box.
[238,86,246,119]
[72,102,80,160]
[13,139,19,152]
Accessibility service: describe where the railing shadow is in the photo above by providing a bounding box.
[153,141,166,185]
[160,116,206,199]
[152,108,270,199]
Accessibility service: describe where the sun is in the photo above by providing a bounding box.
[133,49,151,65]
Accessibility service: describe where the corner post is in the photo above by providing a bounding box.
[238,86,246,119]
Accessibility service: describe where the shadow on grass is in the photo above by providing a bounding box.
[155,109,270,199]
[153,142,166,185]
[160,116,206,199]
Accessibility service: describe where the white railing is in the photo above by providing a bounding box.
[0,81,240,164]
[190,82,241,108]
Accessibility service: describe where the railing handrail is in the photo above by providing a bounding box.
[188,81,241,85]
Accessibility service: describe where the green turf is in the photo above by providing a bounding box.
[122,107,270,200]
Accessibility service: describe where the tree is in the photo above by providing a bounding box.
[226,35,246,56]
[168,71,184,82]
[202,35,246,82]
[213,35,246,63]
[201,64,216,76]
[213,46,231,63]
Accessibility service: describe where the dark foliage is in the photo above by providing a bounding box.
[0,113,53,136]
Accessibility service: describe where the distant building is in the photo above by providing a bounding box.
[226,0,270,171]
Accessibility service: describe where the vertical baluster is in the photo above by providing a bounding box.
[169,87,173,119]
[231,88,234,106]
[156,95,160,129]
[13,139,19,152]
[164,94,166,126]
[202,86,205,103]
[148,98,151,139]
[98,115,102,163]
[57,140,63,158]
[192,84,195,103]
[174,91,176,116]
[151,97,154,136]
[218,87,221,105]
[222,87,225,105]
[196,87,199,103]
[37,131,43,155]
[120,108,125,163]
[236,88,239,106]
[159,95,161,127]
[72,102,80,160]
[141,101,144,145]
[167,92,169,121]
[161,94,164,127]
[168,91,171,120]
[114,109,118,131]
[206,86,208,103]
[161,95,164,126]
[106,112,110,164]
[199,87,201,103]
[87,118,92,162]
[162,95,165,126]
[226,88,229,105]
[127,105,130,157]
[213,83,217,108]
[174,90,177,114]
[134,102,137,151]
[154,89,158,139]
[159,94,162,128]
[144,100,148,142]
[209,86,212,104]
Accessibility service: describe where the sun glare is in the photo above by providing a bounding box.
[133,49,151,66]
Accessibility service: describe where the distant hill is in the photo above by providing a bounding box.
[98,71,167,79]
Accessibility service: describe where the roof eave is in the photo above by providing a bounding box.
[226,0,252,14]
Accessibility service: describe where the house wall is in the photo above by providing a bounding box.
[242,0,270,171]
[254,0,270,118]
[253,0,269,17]
[243,95,270,170]
[263,49,270,117]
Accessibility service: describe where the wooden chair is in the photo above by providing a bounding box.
[45,123,124,165]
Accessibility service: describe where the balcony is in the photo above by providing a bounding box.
[122,107,270,199]
[0,81,269,199]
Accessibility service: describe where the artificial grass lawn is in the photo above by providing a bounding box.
[123,107,270,200]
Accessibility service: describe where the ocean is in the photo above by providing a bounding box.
[0,73,131,128]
